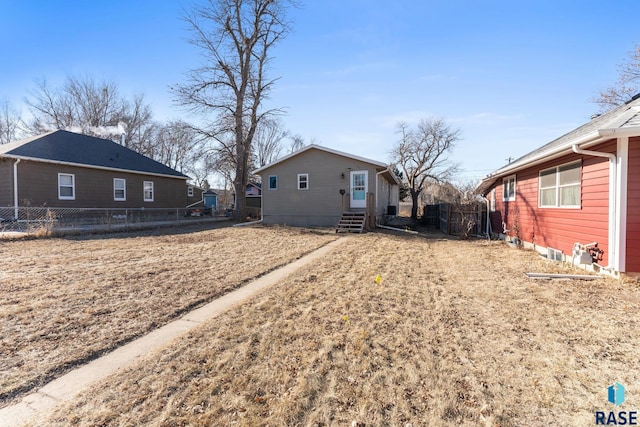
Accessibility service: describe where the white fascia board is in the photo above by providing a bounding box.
[253,144,387,174]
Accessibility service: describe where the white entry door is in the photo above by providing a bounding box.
[350,170,368,209]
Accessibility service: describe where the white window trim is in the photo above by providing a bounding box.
[143,181,154,202]
[187,185,194,197]
[58,173,75,200]
[538,160,581,209]
[268,175,278,190]
[114,178,126,201]
[503,175,516,202]
[297,173,309,190]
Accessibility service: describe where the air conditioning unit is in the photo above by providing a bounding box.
[572,242,594,265]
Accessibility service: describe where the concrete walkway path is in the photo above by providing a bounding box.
[1,237,347,427]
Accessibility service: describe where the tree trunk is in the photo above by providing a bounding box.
[233,142,249,222]
[410,188,419,220]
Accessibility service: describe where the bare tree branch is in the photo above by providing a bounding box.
[391,118,461,220]
[173,0,294,221]
[593,44,640,112]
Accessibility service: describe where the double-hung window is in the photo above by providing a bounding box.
[539,161,581,208]
[503,175,516,201]
[114,178,126,201]
[143,181,154,202]
[58,173,75,200]
[297,173,309,190]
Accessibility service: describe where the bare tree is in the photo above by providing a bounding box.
[288,133,305,153]
[594,44,640,112]
[253,117,287,167]
[174,0,293,221]
[149,120,203,172]
[391,118,461,220]
[24,75,154,150]
[0,100,22,144]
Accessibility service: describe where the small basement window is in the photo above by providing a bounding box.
[297,173,308,190]
[547,247,563,262]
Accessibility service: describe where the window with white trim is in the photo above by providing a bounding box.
[143,181,154,202]
[114,178,126,201]
[58,173,75,200]
[503,175,516,201]
[188,185,194,197]
[268,175,277,190]
[539,161,581,208]
[297,173,308,190]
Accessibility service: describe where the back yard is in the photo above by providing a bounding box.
[2,225,639,426]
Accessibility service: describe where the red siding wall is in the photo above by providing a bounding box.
[626,137,640,273]
[491,139,615,265]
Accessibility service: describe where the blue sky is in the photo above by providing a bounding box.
[1,0,639,183]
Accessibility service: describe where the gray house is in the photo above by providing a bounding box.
[253,144,400,228]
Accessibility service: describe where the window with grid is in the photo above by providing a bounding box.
[114,178,126,201]
[297,173,308,190]
[58,173,75,200]
[539,161,581,208]
[503,175,516,201]
[143,181,154,202]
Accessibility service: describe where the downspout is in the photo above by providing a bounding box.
[482,195,492,239]
[375,169,386,228]
[571,144,617,271]
[13,159,20,220]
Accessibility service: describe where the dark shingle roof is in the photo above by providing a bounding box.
[0,130,188,179]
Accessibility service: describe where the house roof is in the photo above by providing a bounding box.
[253,144,389,174]
[0,129,189,179]
[476,95,640,195]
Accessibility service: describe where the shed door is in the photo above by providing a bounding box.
[350,170,368,209]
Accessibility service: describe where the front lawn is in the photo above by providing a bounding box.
[35,232,640,426]
[0,224,337,408]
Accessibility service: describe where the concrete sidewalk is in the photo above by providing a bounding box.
[1,237,347,427]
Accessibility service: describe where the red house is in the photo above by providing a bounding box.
[477,95,640,276]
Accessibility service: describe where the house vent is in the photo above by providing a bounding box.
[547,247,563,262]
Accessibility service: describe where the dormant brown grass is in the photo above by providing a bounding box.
[34,230,640,426]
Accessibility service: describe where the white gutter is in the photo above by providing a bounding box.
[13,159,20,219]
[571,144,617,271]
[2,154,189,181]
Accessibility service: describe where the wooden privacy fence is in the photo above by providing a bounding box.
[425,203,486,236]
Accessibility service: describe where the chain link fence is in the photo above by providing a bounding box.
[0,206,233,234]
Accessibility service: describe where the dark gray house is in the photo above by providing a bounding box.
[253,144,400,227]
[0,130,193,212]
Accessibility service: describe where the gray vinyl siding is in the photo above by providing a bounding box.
[259,148,386,227]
